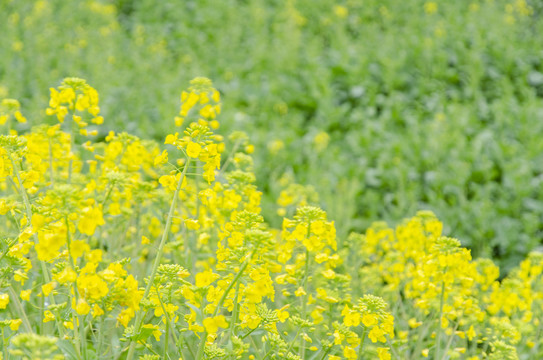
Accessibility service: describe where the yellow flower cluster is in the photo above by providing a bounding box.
[0,99,26,131]
[1,77,542,360]
[347,210,543,359]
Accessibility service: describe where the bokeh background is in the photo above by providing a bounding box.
[2,0,543,272]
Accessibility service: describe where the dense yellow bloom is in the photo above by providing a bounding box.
[203,315,228,334]
[78,205,105,235]
[41,282,56,297]
[195,269,220,288]
[76,299,91,315]
[77,274,109,300]
[186,141,202,158]
[20,290,31,301]
[2,77,542,360]
[377,347,391,360]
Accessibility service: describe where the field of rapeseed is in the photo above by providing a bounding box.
[1,76,542,360]
[1,0,543,359]
[2,0,543,271]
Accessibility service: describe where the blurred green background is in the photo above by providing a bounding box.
[2,0,543,272]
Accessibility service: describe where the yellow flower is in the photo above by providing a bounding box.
[368,326,386,343]
[76,299,91,315]
[195,269,219,288]
[20,289,31,301]
[71,240,90,259]
[159,174,176,191]
[78,206,105,236]
[185,219,200,230]
[0,293,9,309]
[277,305,290,322]
[42,282,56,297]
[333,5,348,19]
[341,305,360,327]
[362,313,378,327]
[295,287,306,297]
[186,141,202,158]
[143,324,162,341]
[64,321,74,330]
[92,304,104,318]
[377,347,391,360]
[203,315,228,334]
[422,349,430,357]
[43,310,55,323]
[343,346,357,360]
[9,319,22,331]
[77,274,108,300]
[424,2,437,14]
[154,150,168,166]
[467,325,476,341]
[408,318,422,329]
[322,269,336,279]
[54,267,77,284]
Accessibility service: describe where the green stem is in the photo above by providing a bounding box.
[65,217,83,360]
[213,258,251,319]
[155,286,180,358]
[97,316,105,358]
[318,347,332,360]
[1,327,6,360]
[229,282,241,343]
[196,254,253,360]
[126,158,191,360]
[8,152,63,337]
[440,323,458,360]
[386,338,401,360]
[357,327,367,360]
[8,287,33,333]
[240,327,258,340]
[299,221,311,360]
[219,139,242,175]
[286,325,302,354]
[436,280,446,360]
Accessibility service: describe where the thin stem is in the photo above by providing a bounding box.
[299,222,311,360]
[1,327,6,360]
[440,323,459,360]
[229,282,241,350]
[97,316,105,358]
[126,157,191,360]
[286,325,302,354]
[436,280,446,360]
[357,327,367,360]
[219,139,242,175]
[155,286,180,358]
[319,347,332,360]
[386,337,402,360]
[196,253,254,360]
[8,287,33,333]
[7,152,63,337]
[240,327,258,340]
[65,217,83,360]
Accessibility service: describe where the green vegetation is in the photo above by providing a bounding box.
[2,0,543,270]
